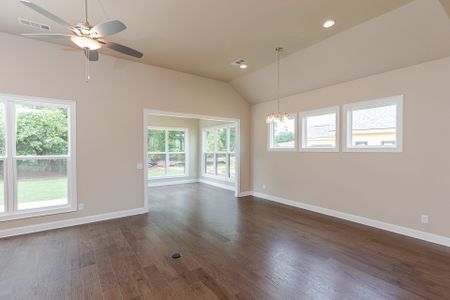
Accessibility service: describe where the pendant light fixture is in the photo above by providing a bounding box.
[266,47,289,124]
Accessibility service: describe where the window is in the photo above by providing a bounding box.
[343,95,403,152]
[300,106,339,152]
[147,127,188,178]
[0,94,76,221]
[202,124,236,181]
[268,114,296,151]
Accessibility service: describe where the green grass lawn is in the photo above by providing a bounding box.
[148,166,185,177]
[0,177,67,203]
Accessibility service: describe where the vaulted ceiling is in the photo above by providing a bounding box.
[0,0,412,81]
[230,0,450,103]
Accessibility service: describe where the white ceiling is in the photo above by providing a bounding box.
[231,0,450,104]
[0,0,411,81]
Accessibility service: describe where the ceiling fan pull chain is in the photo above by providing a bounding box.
[85,49,90,82]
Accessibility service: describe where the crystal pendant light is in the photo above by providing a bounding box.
[266,47,289,124]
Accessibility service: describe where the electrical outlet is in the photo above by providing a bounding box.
[136,163,143,170]
[78,203,84,210]
[421,215,429,224]
[262,184,266,190]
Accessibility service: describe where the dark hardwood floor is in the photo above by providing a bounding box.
[1,183,449,299]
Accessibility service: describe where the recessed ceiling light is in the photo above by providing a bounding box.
[323,19,335,28]
[231,58,248,69]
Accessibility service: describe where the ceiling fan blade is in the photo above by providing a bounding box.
[84,49,99,61]
[20,0,72,28]
[101,41,143,58]
[21,33,71,39]
[90,20,126,38]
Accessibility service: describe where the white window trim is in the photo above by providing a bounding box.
[300,106,340,152]
[267,113,298,152]
[0,94,77,222]
[147,126,189,179]
[343,95,403,153]
[201,123,236,182]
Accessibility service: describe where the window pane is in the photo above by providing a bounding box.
[206,130,215,152]
[168,130,185,152]
[17,159,68,210]
[216,154,227,177]
[230,127,236,152]
[351,105,396,147]
[148,129,165,152]
[229,154,236,181]
[205,154,214,175]
[148,154,166,177]
[168,154,185,176]
[216,128,227,152]
[0,160,4,213]
[16,103,69,156]
[271,115,296,149]
[0,103,5,157]
[305,113,336,148]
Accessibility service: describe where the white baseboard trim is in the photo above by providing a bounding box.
[251,191,450,248]
[198,179,235,191]
[148,179,198,187]
[238,191,253,197]
[0,207,148,239]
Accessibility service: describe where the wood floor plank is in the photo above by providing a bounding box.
[0,183,449,299]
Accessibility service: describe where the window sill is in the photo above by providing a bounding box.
[0,205,76,222]
[148,174,189,180]
[268,148,297,152]
[201,174,235,183]
[299,147,339,153]
[343,146,402,153]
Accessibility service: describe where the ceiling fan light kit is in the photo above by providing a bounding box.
[70,36,101,50]
[19,0,143,82]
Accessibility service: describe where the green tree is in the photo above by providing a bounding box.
[168,130,185,152]
[229,127,236,152]
[16,106,68,156]
[275,132,294,144]
[148,129,165,152]
[206,130,215,152]
[0,106,5,155]
[217,128,227,151]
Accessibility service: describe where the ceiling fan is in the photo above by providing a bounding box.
[20,0,143,80]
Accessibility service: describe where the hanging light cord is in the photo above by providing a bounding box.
[277,47,281,113]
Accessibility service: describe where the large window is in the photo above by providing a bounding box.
[0,94,76,220]
[202,125,236,181]
[343,96,403,152]
[148,127,188,178]
[268,114,296,151]
[300,106,339,152]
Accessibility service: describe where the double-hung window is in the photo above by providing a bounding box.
[147,127,188,178]
[0,94,77,221]
[202,125,236,181]
[343,95,403,152]
[300,106,339,152]
[267,113,297,151]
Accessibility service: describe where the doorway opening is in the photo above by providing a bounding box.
[143,109,241,201]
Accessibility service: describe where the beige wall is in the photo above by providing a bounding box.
[0,32,250,230]
[147,115,199,181]
[251,56,450,238]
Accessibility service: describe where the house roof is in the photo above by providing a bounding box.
[352,105,396,130]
